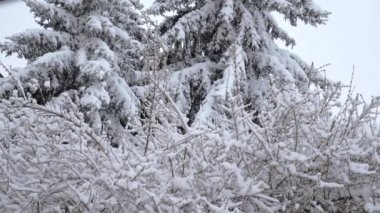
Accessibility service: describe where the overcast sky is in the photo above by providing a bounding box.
[0,0,379,99]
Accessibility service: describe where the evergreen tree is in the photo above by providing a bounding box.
[148,0,329,129]
[0,0,145,145]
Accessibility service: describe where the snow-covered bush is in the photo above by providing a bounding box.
[0,94,171,212]
[141,65,380,211]
[1,76,379,212]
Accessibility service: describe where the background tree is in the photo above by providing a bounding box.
[0,0,145,146]
[148,0,329,129]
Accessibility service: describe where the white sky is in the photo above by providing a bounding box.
[276,0,380,100]
[0,0,379,98]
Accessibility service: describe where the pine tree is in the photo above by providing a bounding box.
[148,0,329,129]
[0,0,145,145]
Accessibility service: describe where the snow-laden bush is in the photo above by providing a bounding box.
[143,71,380,212]
[1,72,379,212]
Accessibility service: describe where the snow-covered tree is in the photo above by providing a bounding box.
[0,0,145,145]
[148,0,329,129]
